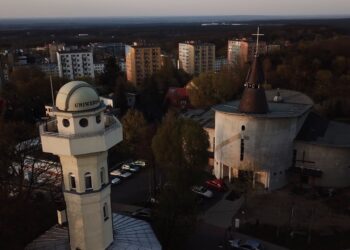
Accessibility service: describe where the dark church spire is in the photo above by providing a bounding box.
[238,27,269,114]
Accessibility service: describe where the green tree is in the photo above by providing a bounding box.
[188,68,243,108]
[151,112,209,249]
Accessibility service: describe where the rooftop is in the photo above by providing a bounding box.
[26,213,161,250]
[214,89,313,118]
[182,109,215,129]
[296,112,350,147]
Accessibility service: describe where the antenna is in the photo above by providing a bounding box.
[45,57,56,109]
[252,26,264,56]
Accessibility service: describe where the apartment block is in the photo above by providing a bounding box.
[178,41,215,75]
[125,43,161,86]
[57,50,95,80]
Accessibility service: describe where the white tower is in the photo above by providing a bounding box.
[40,81,122,250]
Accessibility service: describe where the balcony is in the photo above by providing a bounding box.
[40,115,123,156]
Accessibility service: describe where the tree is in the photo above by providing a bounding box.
[0,120,61,249]
[151,112,209,249]
[152,112,209,187]
[109,109,153,163]
[1,66,66,122]
[188,68,243,108]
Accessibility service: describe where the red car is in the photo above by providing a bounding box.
[205,179,228,192]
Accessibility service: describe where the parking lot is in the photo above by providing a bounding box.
[109,161,228,212]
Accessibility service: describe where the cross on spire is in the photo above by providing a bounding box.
[252,26,264,56]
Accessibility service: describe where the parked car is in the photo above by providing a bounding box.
[228,239,265,250]
[132,160,147,167]
[205,178,228,192]
[191,186,214,198]
[121,164,140,172]
[110,169,132,178]
[111,177,121,185]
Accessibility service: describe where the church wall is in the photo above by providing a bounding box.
[294,142,350,187]
[214,111,301,190]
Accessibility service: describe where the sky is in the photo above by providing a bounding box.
[1,0,350,18]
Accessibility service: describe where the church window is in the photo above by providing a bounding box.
[79,118,88,127]
[240,139,244,161]
[85,172,92,191]
[103,203,109,221]
[241,125,245,131]
[69,173,76,190]
[96,114,101,124]
[62,119,70,127]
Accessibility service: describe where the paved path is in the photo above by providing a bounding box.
[201,195,243,228]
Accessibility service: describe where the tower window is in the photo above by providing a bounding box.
[79,118,88,128]
[85,172,92,191]
[103,203,109,221]
[241,125,245,131]
[69,173,76,190]
[62,119,70,127]
[100,167,105,185]
[96,114,101,124]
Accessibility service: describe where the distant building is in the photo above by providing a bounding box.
[125,42,161,86]
[91,42,125,61]
[38,63,59,77]
[215,57,228,72]
[49,42,65,63]
[228,38,267,66]
[57,50,94,80]
[94,63,105,75]
[178,41,215,75]
[164,87,191,111]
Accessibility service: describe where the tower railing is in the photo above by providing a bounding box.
[40,115,120,139]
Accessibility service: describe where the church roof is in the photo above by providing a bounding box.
[238,55,269,114]
[214,89,313,118]
[25,213,161,250]
[296,112,350,147]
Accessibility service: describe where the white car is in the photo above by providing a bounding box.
[121,164,140,172]
[132,160,147,167]
[111,177,121,185]
[110,169,132,178]
[191,186,214,198]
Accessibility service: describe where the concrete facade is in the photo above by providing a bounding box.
[228,39,267,66]
[125,43,161,86]
[214,111,307,190]
[178,41,215,75]
[40,81,122,250]
[211,89,313,190]
[57,51,95,80]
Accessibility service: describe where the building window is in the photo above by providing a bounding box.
[103,203,109,221]
[241,125,245,131]
[85,172,92,191]
[79,118,88,127]
[62,119,70,127]
[69,173,76,190]
[96,114,101,124]
[240,139,244,161]
[100,167,105,185]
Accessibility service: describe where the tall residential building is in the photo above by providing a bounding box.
[125,43,161,86]
[49,42,65,63]
[178,41,215,75]
[57,50,95,80]
[228,38,267,66]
